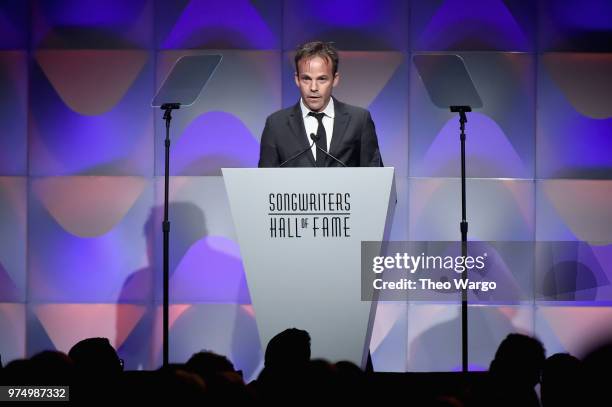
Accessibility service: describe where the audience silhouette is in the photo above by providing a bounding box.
[186,350,251,403]
[541,352,582,407]
[0,329,610,405]
[68,337,123,401]
[249,327,311,402]
[471,333,545,407]
[68,337,123,376]
[581,340,612,406]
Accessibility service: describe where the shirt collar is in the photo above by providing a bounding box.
[300,97,335,119]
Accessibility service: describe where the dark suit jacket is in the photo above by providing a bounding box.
[258,99,383,167]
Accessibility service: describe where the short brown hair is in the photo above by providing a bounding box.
[295,41,339,76]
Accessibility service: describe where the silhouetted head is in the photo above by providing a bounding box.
[542,352,581,382]
[186,351,236,381]
[2,359,32,384]
[30,351,74,384]
[583,341,612,376]
[334,361,368,402]
[335,360,363,376]
[186,351,250,402]
[304,359,338,398]
[582,341,612,405]
[68,337,122,376]
[156,364,208,403]
[264,328,311,370]
[489,333,545,387]
[541,353,582,407]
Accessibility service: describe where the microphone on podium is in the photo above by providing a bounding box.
[310,133,347,167]
[279,138,317,167]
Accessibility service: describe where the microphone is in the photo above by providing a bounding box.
[279,137,317,167]
[310,133,347,167]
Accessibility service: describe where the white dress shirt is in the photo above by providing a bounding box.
[300,98,335,159]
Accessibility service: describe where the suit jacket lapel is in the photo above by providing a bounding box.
[288,103,315,166]
[329,98,350,162]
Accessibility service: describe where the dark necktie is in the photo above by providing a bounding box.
[308,112,327,167]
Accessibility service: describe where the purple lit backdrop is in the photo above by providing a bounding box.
[0,0,611,375]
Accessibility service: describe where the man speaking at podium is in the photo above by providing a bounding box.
[258,41,384,168]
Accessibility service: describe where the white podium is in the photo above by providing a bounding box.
[223,168,396,368]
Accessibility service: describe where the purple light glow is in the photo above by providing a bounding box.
[283,0,408,50]
[0,264,20,301]
[172,111,259,175]
[31,0,152,48]
[0,304,25,363]
[170,236,250,303]
[547,0,612,30]
[0,52,27,174]
[161,0,277,49]
[33,0,148,27]
[308,0,387,27]
[28,230,142,302]
[416,0,530,50]
[367,56,408,174]
[28,181,151,303]
[421,112,528,178]
[538,69,612,178]
[29,53,153,175]
[0,177,26,302]
[0,2,28,49]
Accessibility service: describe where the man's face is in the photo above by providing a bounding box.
[294,56,339,112]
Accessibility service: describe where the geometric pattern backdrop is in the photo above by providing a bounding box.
[1,0,611,377]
